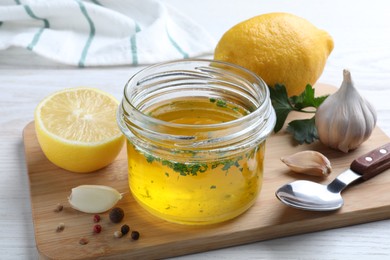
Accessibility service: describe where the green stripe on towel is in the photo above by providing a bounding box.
[166,23,189,59]
[90,0,102,6]
[15,0,50,51]
[75,0,96,67]
[130,22,141,65]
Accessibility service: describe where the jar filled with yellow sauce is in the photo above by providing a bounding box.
[117,59,276,225]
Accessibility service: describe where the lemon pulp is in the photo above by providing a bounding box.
[35,88,125,173]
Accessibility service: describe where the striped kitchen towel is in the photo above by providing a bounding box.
[0,0,215,67]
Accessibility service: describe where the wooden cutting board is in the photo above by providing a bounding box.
[23,84,390,260]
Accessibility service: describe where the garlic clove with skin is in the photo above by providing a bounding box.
[68,185,123,213]
[281,150,332,177]
[315,69,377,153]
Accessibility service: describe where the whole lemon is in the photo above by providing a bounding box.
[214,12,334,97]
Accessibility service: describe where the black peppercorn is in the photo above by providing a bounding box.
[121,224,130,235]
[109,207,124,223]
[131,231,140,240]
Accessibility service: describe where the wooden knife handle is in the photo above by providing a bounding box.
[350,143,390,180]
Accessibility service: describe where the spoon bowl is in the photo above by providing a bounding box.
[277,176,353,211]
[276,143,390,211]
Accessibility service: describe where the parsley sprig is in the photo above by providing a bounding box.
[269,84,329,144]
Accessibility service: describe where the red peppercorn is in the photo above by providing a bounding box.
[93,214,101,223]
[93,224,102,234]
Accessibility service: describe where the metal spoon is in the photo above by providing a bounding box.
[275,143,390,211]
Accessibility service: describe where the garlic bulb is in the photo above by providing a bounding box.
[315,69,377,153]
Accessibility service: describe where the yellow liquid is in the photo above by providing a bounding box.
[127,98,265,225]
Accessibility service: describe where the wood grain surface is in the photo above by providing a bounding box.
[23,84,390,260]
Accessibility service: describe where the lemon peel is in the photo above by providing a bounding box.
[214,12,334,97]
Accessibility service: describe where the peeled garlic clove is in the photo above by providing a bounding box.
[315,69,377,153]
[68,185,123,213]
[281,150,332,177]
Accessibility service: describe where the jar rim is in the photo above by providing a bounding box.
[118,59,276,155]
[122,59,270,130]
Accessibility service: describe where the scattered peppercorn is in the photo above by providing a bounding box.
[114,231,123,238]
[56,222,65,232]
[93,224,102,234]
[120,224,130,235]
[131,231,140,240]
[79,238,89,245]
[93,214,101,223]
[54,203,63,212]
[109,207,124,223]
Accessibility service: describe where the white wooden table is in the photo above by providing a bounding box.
[1,0,390,259]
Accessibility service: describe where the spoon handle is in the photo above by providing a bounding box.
[350,143,390,180]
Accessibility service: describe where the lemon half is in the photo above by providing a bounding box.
[34,87,125,173]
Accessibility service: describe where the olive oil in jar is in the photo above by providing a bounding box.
[117,60,276,225]
[126,97,265,225]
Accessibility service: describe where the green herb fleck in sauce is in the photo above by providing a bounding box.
[216,99,227,108]
[142,152,247,176]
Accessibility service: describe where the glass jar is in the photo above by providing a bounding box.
[117,59,276,225]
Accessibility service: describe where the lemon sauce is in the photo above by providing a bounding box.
[118,60,276,225]
[127,97,265,225]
